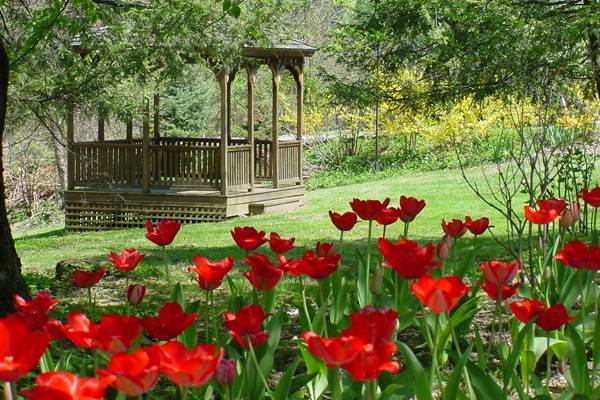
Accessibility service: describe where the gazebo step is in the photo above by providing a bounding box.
[248,197,303,215]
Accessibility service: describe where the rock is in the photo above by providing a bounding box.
[55,259,104,281]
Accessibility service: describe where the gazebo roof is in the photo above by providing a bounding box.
[242,39,316,59]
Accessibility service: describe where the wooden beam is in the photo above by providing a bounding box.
[97,109,105,142]
[126,120,133,140]
[66,105,75,190]
[217,71,230,196]
[153,94,160,139]
[226,70,237,142]
[142,99,150,193]
[269,64,284,189]
[293,65,304,185]
[245,65,258,192]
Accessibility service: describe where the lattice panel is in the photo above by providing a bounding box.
[65,201,227,231]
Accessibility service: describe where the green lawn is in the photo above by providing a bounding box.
[15,166,507,277]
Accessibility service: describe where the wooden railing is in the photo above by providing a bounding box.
[227,145,252,190]
[255,139,272,181]
[278,140,301,183]
[150,144,220,188]
[72,142,143,186]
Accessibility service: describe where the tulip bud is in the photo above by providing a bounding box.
[560,202,581,229]
[215,358,236,385]
[436,234,452,261]
[127,284,146,306]
[370,269,384,294]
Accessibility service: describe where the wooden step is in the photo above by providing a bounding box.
[248,197,303,215]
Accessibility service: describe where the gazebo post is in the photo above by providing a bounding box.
[245,65,258,192]
[153,94,160,139]
[269,64,284,189]
[217,70,230,196]
[142,99,151,193]
[293,65,304,185]
[226,70,237,142]
[97,108,105,142]
[66,105,75,191]
[126,120,133,140]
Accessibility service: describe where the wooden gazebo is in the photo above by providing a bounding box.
[64,40,316,231]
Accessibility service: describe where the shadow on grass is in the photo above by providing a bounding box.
[15,227,66,241]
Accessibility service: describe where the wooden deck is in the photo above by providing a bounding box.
[64,184,304,231]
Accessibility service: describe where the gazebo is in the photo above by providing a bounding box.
[63,40,316,231]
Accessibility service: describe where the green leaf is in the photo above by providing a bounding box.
[565,324,590,394]
[170,282,185,307]
[466,361,506,400]
[442,344,473,400]
[228,4,241,18]
[223,0,232,11]
[274,360,300,400]
[397,342,432,400]
[503,321,533,389]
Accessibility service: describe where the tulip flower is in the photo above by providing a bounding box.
[560,202,581,229]
[14,291,60,331]
[341,339,400,381]
[441,219,467,238]
[268,232,295,254]
[555,240,600,270]
[44,319,67,342]
[231,226,268,251]
[464,216,489,236]
[107,248,145,273]
[410,274,469,314]
[436,234,452,261]
[188,256,234,291]
[480,260,520,288]
[378,238,441,280]
[159,341,223,387]
[510,300,574,331]
[537,198,567,214]
[20,372,111,400]
[299,249,340,280]
[301,332,365,367]
[97,346,161,396]
[145,219,180,246]
[328,210,358,233]
[223,304,270,348]
[127,284,146,306]
[524,205,560,225]
[481,280,520,300]
[376,207,399,226]
[64,312,141,355]
[509,299,546,324]
[580,187,600,207]
[214,358,237,385]
[140,303,199,342]
[277,255,303,276]
[0,315,49,382]
[242,253,284,291]
[71,267,106,288]
[398,195,426,223]
[341,305,398,343]
[349,198,390,221]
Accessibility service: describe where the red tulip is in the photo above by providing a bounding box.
[20,372,111,400]
[97,346,161,396]
[376,207,399,226]
[378,238,441,280]
[231,226,268,251]
[277,255,303,276]
[481,280,520,300]
[145,219,180,246]
[560,202,581,229]
[316,242,336,257]
[536,304,575,331]
[268,232,295,254]
[341,339,400,381]
[242,253,284,290]
[464,216,489,236]
[127,284,146,306]
[537,198,567,214]
[159,341,223,387]
[64,312,141,354]
[0,315,49,382]
[480,260,520,287]
[44,319,67,342]
[524,205,560,225]
[555,240,600,270]
[398,196,426,223]
[214,358,237,385]
[188,256,234,291]
[509,299,546,324]
[410,274,469,314]
[301,332,365,367]
[71,266,106,288]
[223,304,270,348]
[436,234,452,261]
[108,248,145,273]
[580,187,600,207]
[14,291,59,331]
[350,198,390,221]
[441,219,467,238]
[140,303,199,341]
[341,305,398,344]
[329,211,358,231]
[299,249,340,279]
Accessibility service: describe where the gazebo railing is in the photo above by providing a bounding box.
[278,140,301,184]
[150,144,220,188]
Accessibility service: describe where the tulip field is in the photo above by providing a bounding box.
[5,169,600,399]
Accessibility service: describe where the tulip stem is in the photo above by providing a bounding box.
[403,221,409,240]
[593,271,599,386]
[247,339,274,399]
[394,272,399,310]
[87,287,94,318]
[365,220,373,305]
[3,382,16,400]
[300,277,313,331]
[447,312,475,399]
[496,298,503,347]
[205,290,211,343]
[178,386,187,400]
[431,314,441,388]
[546,335,552,393]
[365,380,377,400]
[161,245,171,280]
[330,366,342,400]
[319,281,328,336]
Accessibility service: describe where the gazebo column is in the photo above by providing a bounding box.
[245,65,258,191]
[153,94,160,139]
[142,99,151,193]
[269,64,284,189]
[292,65,304,185]
[217,71,230,196]
[126,120,133,140]
[226,70,237,142]
[97,109,105,142]
[66,105,75,190]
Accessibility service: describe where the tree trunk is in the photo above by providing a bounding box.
[0,37,30,315]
